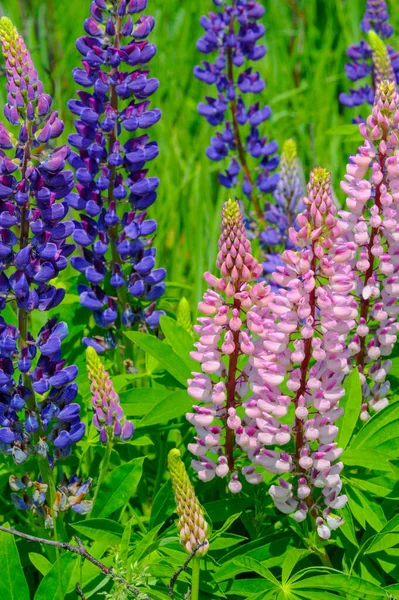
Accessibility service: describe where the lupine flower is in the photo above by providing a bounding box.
[339,3,398,113]
[339,80,399,420]
[0,19,84,464]
[86,346,134,443]
[168,448,209,556]
[361,0,394,37]
[10,473,92,529]
[186,199,272,492]
[262,139,304,279]
[249,168,355,537]
[67,0,165,352]
[194,0,279,222]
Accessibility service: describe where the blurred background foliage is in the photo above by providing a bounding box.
[0,0,398,307]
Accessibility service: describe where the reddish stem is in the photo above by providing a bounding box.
[225,296,241,471]
[293,246,316,468]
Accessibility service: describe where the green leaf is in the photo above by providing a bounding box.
[119,388,170,417]
[149,479,176,528]
[282,549,312,584]
[349,398,399,449]
[138,390,193,428]
[365,514,399,554]
[124,331,191,385]
[211,534,248,550]
[0,529,30,600]
[34,554,76,600]
[337,367,362,451]
[71,519,124,544]
[131,523,164,563]
[121,517,134,562]
[291,573,384,596]
[337,504,359,547]
[29,552,52,577]
[232,556,280,587]
[160,315,196,369]
[91,457,145,518]
[342,448,393,471]
[211,512,242,541]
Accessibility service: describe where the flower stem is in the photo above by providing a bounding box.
[190,556,201,600]
[92,437,113,510]
[225,297,241,471]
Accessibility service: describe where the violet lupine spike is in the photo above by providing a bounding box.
[247,169,355,538]
[195,0,279,223]
[67,0,166,352]
[339,2,398,113]
[86,346,134,442]
[339,80,399,420]
[0,19,84,464]
[361,0,394,37]
[186,198,273,492]
[262,139,304,280]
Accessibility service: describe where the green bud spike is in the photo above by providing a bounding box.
[177,297,193,336]
[369,31,396,86]
[168,449,209,556]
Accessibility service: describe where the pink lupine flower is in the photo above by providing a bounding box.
[186,199,272,490]
[339,79,399,419]
[243,168,355,538]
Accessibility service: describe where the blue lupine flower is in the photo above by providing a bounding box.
[194,0,279,222]
[68,0,165,351]
[0,19,84,464]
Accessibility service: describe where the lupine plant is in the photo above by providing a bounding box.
[67,0,166,354]
[194,0,279,223]
[0,17,86,531]
[1,2,399,600]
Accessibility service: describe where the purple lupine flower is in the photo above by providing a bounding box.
[338,80,399,419]
[361,0,394,37]
[68,0,165,351]
[261,139,304,280]
[339,2,398,114]
[0,18,84,464]
[194,0,279,223]
[86,346,134,443]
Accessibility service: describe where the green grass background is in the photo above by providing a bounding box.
[0,0,397,307]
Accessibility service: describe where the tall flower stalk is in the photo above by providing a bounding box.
[67,0,165,354]
[186,199,272,491]
[0,17,84,529]
[339,80,399,419]
[194,0,279,223]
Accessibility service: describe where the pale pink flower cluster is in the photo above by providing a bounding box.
[339,80,399,420]
[243,168,355,538]
[186,198,273,492]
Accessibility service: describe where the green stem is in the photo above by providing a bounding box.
[319,548,333,568]
[153,432,167,497]
[92,438,113,510]
[190,556,201,600]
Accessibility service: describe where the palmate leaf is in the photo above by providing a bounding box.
[291,573,385,596]
[348,398,399,451]
[138,389,193,428]
[160,315,196,370]
[34,554,77,600]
